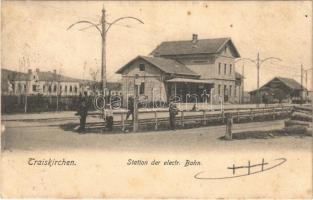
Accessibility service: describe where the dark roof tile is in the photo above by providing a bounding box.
[151,37,240,57]
[116,56,199,77]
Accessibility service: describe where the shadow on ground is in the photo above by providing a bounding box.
[220,129,312,140]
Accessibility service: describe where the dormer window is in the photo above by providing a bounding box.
[139,64,145,71]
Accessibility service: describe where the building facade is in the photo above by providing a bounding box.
[116,34,244,104]
[2,68,83,96]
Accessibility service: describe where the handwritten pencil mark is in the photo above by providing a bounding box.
[194,158,286,180]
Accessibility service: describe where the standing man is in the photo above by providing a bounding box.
[105,104,114,131]
[169,102,178,130]
[78,91,89,133]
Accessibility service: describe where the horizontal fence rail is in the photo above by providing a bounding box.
[85,105,294,131]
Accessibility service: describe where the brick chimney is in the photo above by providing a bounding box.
[28,69,32,74]
[36,68,40,73]
[53,69,57,74]
[192,34,198,43]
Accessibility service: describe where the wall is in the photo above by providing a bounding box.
[120,59,167,105]
[12,80,81,96]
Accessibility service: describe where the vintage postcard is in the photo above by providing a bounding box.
[1,0,312,198]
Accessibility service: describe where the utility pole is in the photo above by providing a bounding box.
[241,63,245,104]
[24,57,29,113]
[133,74,139,132]
[235,54,281,107]
[56,68,61,112]
[301,64,303,105]
[305,70,308,89]
[101,9,106,96]
[68,8,144,100]
[256,53,260,106]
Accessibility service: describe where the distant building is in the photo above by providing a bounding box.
[116,34,244,104]
[249,77,308,103]
[2,68,82,96]
[1,68,122,97]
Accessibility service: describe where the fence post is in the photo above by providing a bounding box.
[221,110,225,123]
[250,108,254,121]
[133,96,139,132]
[154,110,158,130]
[225,113,233,140]
[202,110,206,125]
[181,111,184,127]
[121,112,125,131]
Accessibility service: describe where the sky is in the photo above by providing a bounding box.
[2,1,312,91]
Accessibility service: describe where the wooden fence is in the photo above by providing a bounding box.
[86,105,294,131]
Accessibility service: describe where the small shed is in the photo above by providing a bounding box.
[249,77,307,104]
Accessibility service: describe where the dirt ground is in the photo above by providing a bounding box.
[1,119,311,152]
[1,119,312,198]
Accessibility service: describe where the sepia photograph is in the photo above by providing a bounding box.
[1,1,312,198]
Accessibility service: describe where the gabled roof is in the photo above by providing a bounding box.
[37,71,81,82]
[2,68,85,83]
[2,68,31,81]
[151,37,240,58]
[249,76,306,93]
[275,77,304,90]
[116,56,199,77]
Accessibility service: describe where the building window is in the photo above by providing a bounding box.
[224,64,227,75]
[229,85,232,96]
[24,84,26,90]
[43,85,46,92]
[139,82,145,94]
[54,85,57,92]
[48,85,52,92]
[139,64,145,71]
[70,86,72,92]
[65,86,67,92]
[32,85,36,92]
[218,85,221,95]
[224,85,227,95]
[230,64,232,74]
[74,86,77,93]
[218,63,221,75]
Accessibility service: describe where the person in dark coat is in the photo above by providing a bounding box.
[105,104,114,131]
[169,102,178,130]
[78,92,89,133]
[126,96,134,121]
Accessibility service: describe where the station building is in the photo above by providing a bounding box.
[116,34,244,104]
